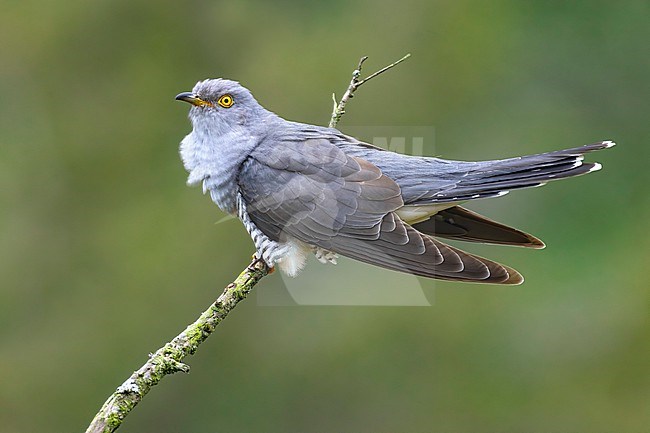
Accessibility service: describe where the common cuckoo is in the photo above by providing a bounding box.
[176,79,614,284]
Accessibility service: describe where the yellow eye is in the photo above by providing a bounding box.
[217,94,234,108]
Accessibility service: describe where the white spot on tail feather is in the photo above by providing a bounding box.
[588,162,603,173]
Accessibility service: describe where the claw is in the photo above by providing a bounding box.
[314,247,339,265]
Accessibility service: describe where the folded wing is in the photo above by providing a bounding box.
[238,138,523,284]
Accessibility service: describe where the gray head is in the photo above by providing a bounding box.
[175,78,271,134]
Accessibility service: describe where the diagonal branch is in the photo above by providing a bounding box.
[85,54,411,433]
[85,258,270,433]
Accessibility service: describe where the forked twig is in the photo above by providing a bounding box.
[329,53,411,128]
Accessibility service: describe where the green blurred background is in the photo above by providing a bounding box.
[1,1,648,432]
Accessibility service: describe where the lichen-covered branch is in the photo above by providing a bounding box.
[85,54,411,433]
[84,258,270,433]
[329,53,411,128]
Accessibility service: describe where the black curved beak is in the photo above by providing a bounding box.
[175,92,202,105]
[176,92,214,107]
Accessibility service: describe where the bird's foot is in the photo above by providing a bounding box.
[314,247,338,265]
[260,242,294,268]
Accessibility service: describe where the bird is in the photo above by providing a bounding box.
[175,78,615,284]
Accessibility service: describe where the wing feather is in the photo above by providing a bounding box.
[239,138,523,284]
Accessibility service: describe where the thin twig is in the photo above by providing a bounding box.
[358,53,411,86]
[329,53,411,128]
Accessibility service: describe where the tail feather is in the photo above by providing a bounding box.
[413,206,545,248]
[420,141,615,203]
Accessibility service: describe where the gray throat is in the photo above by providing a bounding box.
[180,127,259,214]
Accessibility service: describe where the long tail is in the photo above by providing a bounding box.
[421,141,616,203]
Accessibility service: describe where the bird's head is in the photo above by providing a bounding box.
[176,78,267,134]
